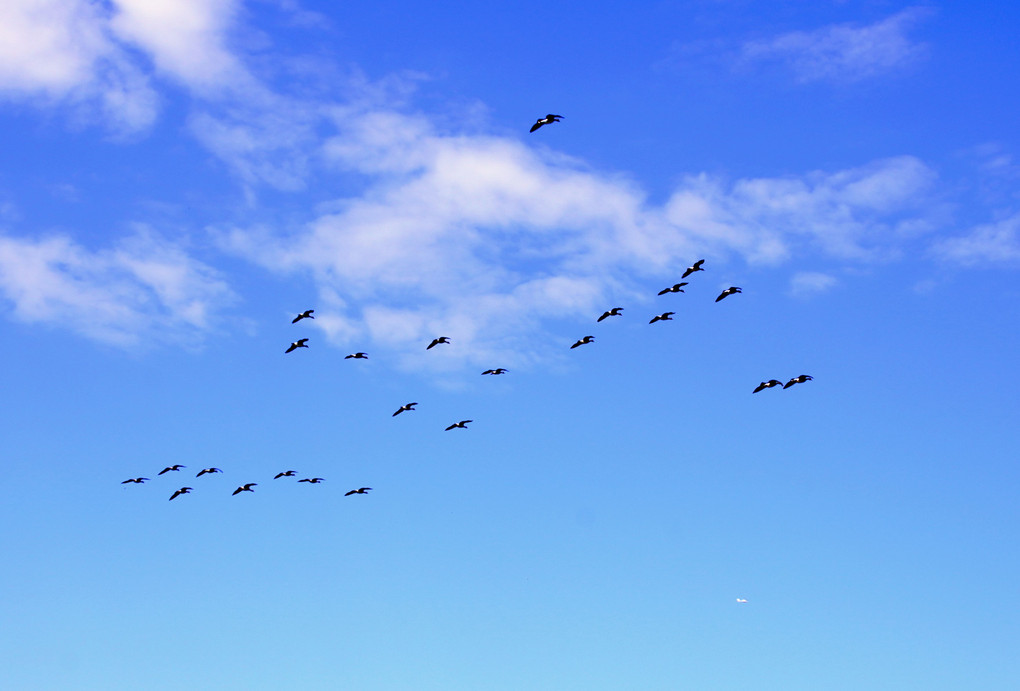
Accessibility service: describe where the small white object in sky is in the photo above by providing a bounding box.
[736,598,748,603]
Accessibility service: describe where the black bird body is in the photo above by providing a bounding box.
[158,465,185,475]
[345,487,372,496]
[196,467,222,477]
[657,283,688,295]
[292,310,314,323]
[169,487,192,501]
[715,287,741,302]
[121,477,149,484]
[681,259,705,279]
[274,470,297,479]
[649,312,675,324]
[445,420,472,431]
[481,368,508,375]
[299,477,325,484]
[393,402,418,416]
[530,114,563,132]
[753,380,784,393]
[286,338,309,353]
[570,336,594,349]
[232,483,257,496]
[427,337,450,350]
[784,375,814,389]
[345,352,368,359]
[597,307,623,322]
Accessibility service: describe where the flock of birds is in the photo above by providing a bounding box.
[122,115,811,517]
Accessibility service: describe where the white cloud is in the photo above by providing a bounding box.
[932,213,1020,266]
[789,271,838,297]
[0,226,235,346]
[741,9,929,83]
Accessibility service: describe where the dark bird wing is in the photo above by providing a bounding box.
[158,467,172,475]
[232,487,243,495]
[657,288,669,295]
[597,311,610,322]
[753,383,767,393]
[286,343,298,353]
[529,121,542,132]
[445,423,457,431]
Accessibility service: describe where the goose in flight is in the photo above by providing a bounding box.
[715,287,741,302]
[427,337,450,350]
[657,282,688,295]
[445,420,472,431]
[169,487,192,501]
[393,402,418,417]
[274,470,297,479]
[121,477,149,484]
[286,338,309,353]
[345,487,372,496]
[345,352,368,359]
[196,467,222,477]
[292,310,314,324]
[570,336,594,349]
[481,368,508,375]
[232,483,257,496]
[158,465,185,475]
[299,477,325,484]
[649,312,675,324]
[530,114,563,132]
[681,259,705,279]
[783,375,814,389]
[597,307,623,322]
[752,380,784,393]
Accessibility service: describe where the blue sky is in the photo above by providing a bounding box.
[1,1,1019,689]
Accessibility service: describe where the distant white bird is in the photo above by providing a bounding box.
[736,598,748,603]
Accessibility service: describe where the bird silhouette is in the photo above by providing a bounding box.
[274,470,297,479]
[783,375,814,389]
[232,483,257,496]
[345,352,368,359]
[681,259,705,279]
[427,337,450,350]
[299,477,325,484]
[597,307,623,322]
[169,487,192,501]
[657,283,688,295]
[649,312,675,324]
[570,336,594,349]
[530,114,563,132]
[481,368,508,375]
[196,467,222,477]
[121,477,149,484]
[445,420,472,431]
[345,487,372,496]
[752,380,784,393]
[292,310,314,324]
[286,338,309,353]
[393,402,418,416]
[715,287,741,302]
[158,465,185,475]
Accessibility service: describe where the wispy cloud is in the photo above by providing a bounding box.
[0,226,235,346]
[740,8,930,83]
[932,213,1020,266]
[789,271,838,297]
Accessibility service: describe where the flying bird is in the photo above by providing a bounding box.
[121,477,149,484]
[657,282,688,295]
[752,380,784,393]
[345,487,372,496]
[169,487,192,501]
[196,467,222,477]
[274,470,297,479]
[427,337,450,350]
[481,368,508,375]
[649,312,675,324]
[681,259,705,279]
[232,483,257,496]
[570,336,594,349]
[292,310,314,323]
[392,402,418,417]
[286,338,309,353]
[529,114,563,132]
[298,477,325,484]
[783,375,814,389]
[597,307,623,322]
[736,598,748,604]
[345,352,368,359]
[445,420,472,431]
[158,465,185,475]
[715,287,742,302]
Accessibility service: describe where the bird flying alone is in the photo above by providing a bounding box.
[232,483,257,496]
[274,470,297,479]
[570,336,594,349]
[657,283,688,295]
[286,338,309,353]
[530,114,563,132]
[715,287,741,302]
[121,477,149,484]
[292,310,314,324]
[298,477,325,484]
[445,420,472,431]
[169,487,192,501]
[681,259,705,279]
[196,467,222,477]
[344,352,368,359]
[393,402,418,417]
[158,465,185,475]
[783,375,814,389]
[753,380,784,393]
[345,487,372,496]
[426,337,450,350]
[649,312,675,324]
[597,307,623,322]
[736,598,748,604]
[481,368,508,375]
